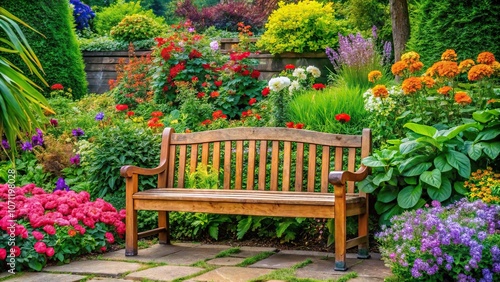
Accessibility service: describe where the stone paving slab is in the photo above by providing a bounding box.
[125,265,204,281]
[102,244,184,262]
[188,266,273,282]
[43,260,143,277]
[5,272,86,282]
[206,257,246,266]
[87,278,135,282]
[249,253,317,269]
[152,246,230,265]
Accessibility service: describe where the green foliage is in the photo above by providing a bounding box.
[110,14,164,42]
[93,0,164,35]
[256,0,347,54]
[1,0,88,99]
[288,84,370,134]
[0,7,51,158]
[186,164,220,189]
[467,107,500,168]
[78,36,155,51]
[407,0,500,66]
[359,122,477,225]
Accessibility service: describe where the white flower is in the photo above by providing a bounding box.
[288,80,301,94]
[268,77,291,92]
[210,40,219,51]
[306,66,321,78]
[292,68,307,80]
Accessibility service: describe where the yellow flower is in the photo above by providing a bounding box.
[372,84,389,98]
[441,49,458,61]
[458,59,475,73]
[401,51,420,64]
[368,70,383,83]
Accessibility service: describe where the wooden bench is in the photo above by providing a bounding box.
[121,127,372,270]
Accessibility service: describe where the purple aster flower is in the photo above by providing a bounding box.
[1,139,10,149]
[54,177,70,192]
[95,112,104,121]
[21,141,33,151]
[72,128,84,137]
[70,154,80,165]
[31,129,44,146]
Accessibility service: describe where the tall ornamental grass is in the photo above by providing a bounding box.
[326,27,392,90]
[288,83,369,134]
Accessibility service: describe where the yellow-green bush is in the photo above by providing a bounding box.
[256,0,347,54]
[110,14,164,42]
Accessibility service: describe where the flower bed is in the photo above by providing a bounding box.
[377,199,500,281]
[0,183,125,272]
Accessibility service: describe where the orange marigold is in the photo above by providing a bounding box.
[477,52,495,65]
[458,59,475,73]
[401,51,420,64]
[391,61,407,76]
[467,64,494,81]
[441,49,458,61]
[454,91,472,105]
[428,61,459,78]
[372,85,389,98]
[437,86,453,95]
[401,77,422,95]
[491,61,500,74]
[368,70,383,83]
[409,61,424,73]
[420,76,435,88]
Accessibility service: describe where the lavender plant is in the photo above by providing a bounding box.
[377,199,500,281]
[326,26,392,89]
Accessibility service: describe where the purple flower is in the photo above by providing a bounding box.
[70,154,80,165]
[54,177,70,192]
[95,112,104,121]
[188,27,195,33]
[21,141,33,151]
[72,128,84,137]
[1,139,10,149]
[31,128,44,146]
[210,40,219,51]
[49,118,58,127]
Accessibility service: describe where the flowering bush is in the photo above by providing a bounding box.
[151,21,266,119]
[69,0,95,31]
[377,199,500,281]
[257,0,346,54]
[465,167,500,204]
[0,183,125,271]
[110,14,164,43]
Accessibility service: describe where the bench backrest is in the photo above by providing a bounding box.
[157,127,371,194]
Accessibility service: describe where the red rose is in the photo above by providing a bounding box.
[32,231,44,241]
[295,123,304,129]
[286,122,295,128]
[11,246,21,257]
[210,91,219,98]
[249,98,257,106]
[285,64,295,70]
[214,80,223,87]
[335,113,351,123]
[242,70,250,76]
[127,111,135,117]
[34,242,47,254]
[262,87,270,96]
[197,92,205,98]
[161,48,171,61]
[188,49,202,59]
[105,232,115,244]
[43,225,56,235]
[312,83,326,90]
[50,84,64,90]
[116,104,129,111]
[251,70,260,79]
[201,82,208,87]
[45,247,55,257]
[0,248,6,260]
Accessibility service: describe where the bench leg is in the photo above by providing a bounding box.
[334,185,347,271]
[125,206,138,256]
[357,211,371,259]
[158,211,170,244]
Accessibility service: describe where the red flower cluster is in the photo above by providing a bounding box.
[169,62,186,82]
[286,122,304,129]
[262,87,270,96]
[214,80,223,87]
[189,49,202,59]
[251,70,260,79]
[127,111,135,117]
[212,110,227,120]
[151,111,163,118]
[201,119,212,126]
[116,104,128,111]
[312,83,326,90]
[285,64,295,70]
[197,92,205,98]
[335,113,351,123]
[241,109,261,120]
[50,84,64,91]
[210,91,220,98]
[230,52,251,61]
[249,98,257,106]
[147,117,164,128]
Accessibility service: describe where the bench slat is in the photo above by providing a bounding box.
[212,142,221,185]
[348,147,356,193]
[270,140,279,191]
[167,146,176,187]
[258,141,267,190]
[321,146,330,193]
[295,143,304,191]
[177,145,187,188]
[170,127,362,147]
[201,143,209,166]
[307,144,317,192]
[282,141,292,191]
[224,141,231,189]
[190,144,198,173]
[235,140,243,189]
[247,140,256,190]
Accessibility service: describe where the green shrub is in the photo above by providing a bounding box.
[1,0,88,99]
[78,36,155,51]
[256,0,347,54]
[93,0,164,35]
[110,14,164,42]
[407,0,500,66]
[288,84,370,134]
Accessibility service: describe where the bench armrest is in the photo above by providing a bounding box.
[328,166,370,185]
[120,162,167,178]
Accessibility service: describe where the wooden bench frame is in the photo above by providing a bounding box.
[121,127,372,271]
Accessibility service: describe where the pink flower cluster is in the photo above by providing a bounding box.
[0,183,126,259]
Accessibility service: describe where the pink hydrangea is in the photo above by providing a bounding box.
[105,232,115,244]
[0,248,6,260]
[43,225,56,235]
[32,230,44,241]
[34,241,47,254]
[45,247,55,257]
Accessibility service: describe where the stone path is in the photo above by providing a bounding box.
[0,243,392,281]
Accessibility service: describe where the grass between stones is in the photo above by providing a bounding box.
[236,251,276,267]
[215,247,241,258]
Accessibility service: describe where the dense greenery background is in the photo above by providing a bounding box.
[1,0,88,99]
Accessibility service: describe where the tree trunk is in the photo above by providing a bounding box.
[389,0,410,61]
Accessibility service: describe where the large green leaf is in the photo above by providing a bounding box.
[440,123,477,139]
[400,140,422,155]
[420,169,441,188]
[454,181,467,195]
[361,156,386,167]
[397,184,422,209]
[434,154,453,172]
[480,142,500,160]
[474,128,500,142]
[373,168,394,186]
[358,176,377,193]
[404,123,437,137]
[416,136,442,150]
[445,150,471,178]
[467,142,483,161]
[427,177,452,201]
[473,109,500,123]
[399,155,429,173]
[377,186,398,203]
[375,201,396,214]
[401,162,432,177]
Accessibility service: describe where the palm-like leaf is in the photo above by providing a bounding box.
[0,7,52,157]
